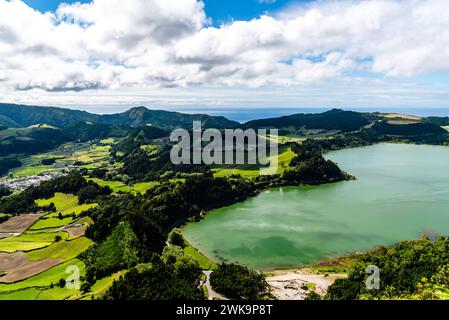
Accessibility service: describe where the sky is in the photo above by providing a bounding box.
[1,0,449,114]
[22,0,301,24]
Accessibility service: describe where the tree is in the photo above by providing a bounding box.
[210,263,268,300]
[168,229,186,248]
[305,291,321,300]
[104,261,204,300]
[81,282,92,293]
[174,255,200,283]
[58,278,66,288]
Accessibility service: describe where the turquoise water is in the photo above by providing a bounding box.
[183,143,449,270]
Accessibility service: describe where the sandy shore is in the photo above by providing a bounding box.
[266,269,347,300]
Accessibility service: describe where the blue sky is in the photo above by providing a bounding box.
[23,0,87,12]
[24,0,303,23]
[2,0,449,112]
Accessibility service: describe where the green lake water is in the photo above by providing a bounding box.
[182,143,449,270]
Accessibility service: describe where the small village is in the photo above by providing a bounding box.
[0,171,68,191]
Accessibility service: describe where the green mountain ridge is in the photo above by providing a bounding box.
[0,103,239,130]
[244,109,370,133]
[0,103,97,128]
[99,106,240,130]
[0,103,447,160]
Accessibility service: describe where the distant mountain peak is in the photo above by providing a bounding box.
[0,103,239,130]
[127,106,149,113]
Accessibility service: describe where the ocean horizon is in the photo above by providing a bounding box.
[62,105,449,123]
[162,107,449,123]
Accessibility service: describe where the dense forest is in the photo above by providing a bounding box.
[292,124,449,157]
[244,109,370,133]
[103,257,204,300]
[0,158,22,176]
[82,175,258,280]
[326,237,449,300]
[210,264,269,300]
[372,121,446,136]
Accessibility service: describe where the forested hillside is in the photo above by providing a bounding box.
[0,103,98,128]
[244,109,369,133]
[0,104,239,130]
[327,237,449,300]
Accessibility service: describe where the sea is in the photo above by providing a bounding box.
[162,107,449,123]
[72,105,449,123]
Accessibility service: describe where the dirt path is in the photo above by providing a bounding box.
[201,270,228,301]
[266,270,346,300]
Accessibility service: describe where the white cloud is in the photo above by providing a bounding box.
[0,0,448,108]
[258,0,277,4]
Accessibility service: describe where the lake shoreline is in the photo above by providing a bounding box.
[182,143,449,271]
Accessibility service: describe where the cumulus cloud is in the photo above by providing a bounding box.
[258,0,277,4]
[0,0,448,100]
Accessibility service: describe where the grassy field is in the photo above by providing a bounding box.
[36,286,81,300]
[0,288,42,300]
[202,285,209,297]
[9,165,56,178]
[269,134,307,144]
[0,259,85,293]
[25,227,63,234]
[0,241,51,252]
[76,216,94,226]
[46,203,97,218]
[131,182,160,194]
[76,271,125,300]
[88,178,159,195]
[29,217,74,230]
[0,231,68,243]
[184,241,218,270]
[0,144,116,300]
[212,147,295,178]
[0,260,120,300]
[99,138,116,145]
[276,147,296,173]
[2,141,87,178]
[35,193,79,212]
[27,237,93,261]
[212,167,260,178]
[67,145,111,167]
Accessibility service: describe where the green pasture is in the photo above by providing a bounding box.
[29,217,74,230]
[0,259,85,294]
[88,178,159,195]
[35,193,79,212]
[184,241,217,270]
[0,241,51,252]
[212,147,295,178]
[46,203,97,218]
[27,237,93,261]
